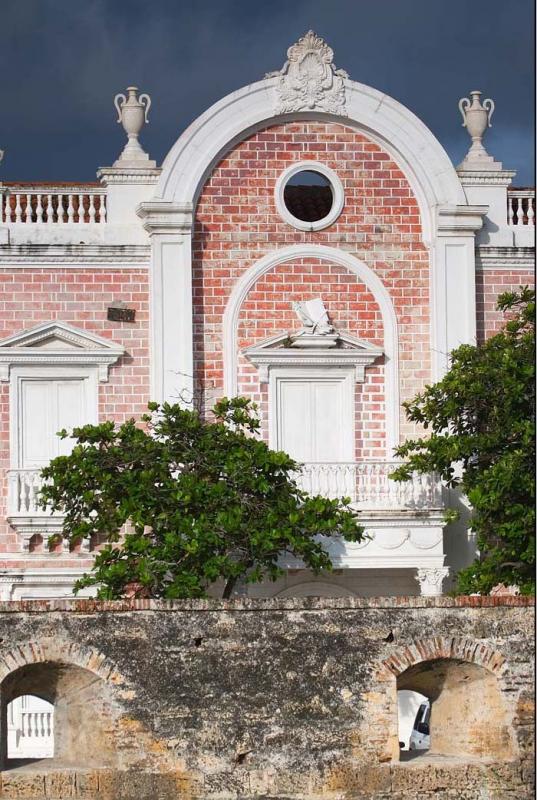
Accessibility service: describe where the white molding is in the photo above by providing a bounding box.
[0,321,125,383]
[274,161,344,231]
[244,330,383,383]
[476,246,535,270]
[0,244,150,267]
[223,244,400,454]
[156,76,465,244]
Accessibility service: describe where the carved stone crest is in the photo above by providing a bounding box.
[266,31,348,115]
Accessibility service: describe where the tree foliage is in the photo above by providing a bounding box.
[40,397,363,599]
[392,287,535,595]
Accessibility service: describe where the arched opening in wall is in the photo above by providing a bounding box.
[1,662,119,770]
[7,695,54,760]
[396,658,513,762]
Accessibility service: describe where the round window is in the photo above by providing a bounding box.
[275,162,344,231]
[283,170,333,223]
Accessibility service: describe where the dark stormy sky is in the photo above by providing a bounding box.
[1,0,535,184]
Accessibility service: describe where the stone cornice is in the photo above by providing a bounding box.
[476,246,535,270]
[457,169,516,187]
[0,244,150,267]
[437,205,488,235]
[97,166,161,185]
[136,200,193,235]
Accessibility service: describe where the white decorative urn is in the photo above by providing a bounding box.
[458,90,496,167]
[113,86,155,167]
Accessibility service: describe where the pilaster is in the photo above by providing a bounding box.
[431,204,488,379]
[137,200,194,404]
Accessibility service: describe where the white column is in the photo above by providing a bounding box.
[415,567,450,596]
[137,200,194,404]
[431,205,487,380]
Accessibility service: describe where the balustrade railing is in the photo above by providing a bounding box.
[8,462,443,523]
[2,185,106,224]
[507,188,535,227]
[7,469,47,515]
[19,710,53,740]
[296,461,443,510]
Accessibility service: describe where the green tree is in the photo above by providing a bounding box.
[40,397,363,599]
[392,287,535,595]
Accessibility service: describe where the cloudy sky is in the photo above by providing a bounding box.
[1,0,534,184]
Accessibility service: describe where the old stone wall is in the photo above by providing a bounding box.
[0,596,532,800]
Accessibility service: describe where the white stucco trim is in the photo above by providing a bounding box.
[156,76,465,243]
[274,161,344,231]
[223,244,400,454]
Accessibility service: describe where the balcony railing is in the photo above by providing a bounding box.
[297,461,442,510]
[507,188,535,227]
[8,462,443,529]
[2,184,106,224]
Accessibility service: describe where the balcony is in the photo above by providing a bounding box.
[7,464,447,594]
[507,187,535,247]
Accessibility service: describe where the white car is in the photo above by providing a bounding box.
[409,701,430,750]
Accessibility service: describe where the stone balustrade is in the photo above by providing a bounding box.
[8,463,443,524]
[507,187,535,226]
[2,184,106,224]
[297,461,443,510]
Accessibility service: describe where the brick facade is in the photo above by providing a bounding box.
[192,122,430,445]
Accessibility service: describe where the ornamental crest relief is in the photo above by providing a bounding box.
[266,31,348,115]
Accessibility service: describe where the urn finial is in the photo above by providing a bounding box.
[113,86,156,168]
[458,89,500,170]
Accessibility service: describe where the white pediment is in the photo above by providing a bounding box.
[0,322,125,382]
[243,329,383,383]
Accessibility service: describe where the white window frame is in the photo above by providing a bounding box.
[268,366,355,461]
[274,161,345,231]
[9,365,99,470]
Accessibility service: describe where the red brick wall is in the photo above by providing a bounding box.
[192,121,430,447]
[475,269,535,343]
[0,268,150,557]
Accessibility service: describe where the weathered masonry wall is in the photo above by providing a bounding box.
[0,597,533,800]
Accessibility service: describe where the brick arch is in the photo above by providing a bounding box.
[381,636,507,680]
[0,638,124,685]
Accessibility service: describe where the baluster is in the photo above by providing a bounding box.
[14,194,22,223]
[45,194,52,223]
[78,193,84,223]
[99,195,107,222]
[516,197,524,226]
[67,193,75,223]
[35,193,43,223]
[3,193,11,223]
[88,194,96,222]
[25,194,31,222]
[507,196,515,226]
[58,194,66,223]
[527,197,535,226]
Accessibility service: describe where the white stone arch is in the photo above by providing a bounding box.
[139,65,483,404]
[223,244,400,453]
[156,76,466,242]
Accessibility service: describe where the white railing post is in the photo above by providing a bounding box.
[2,186,107,225]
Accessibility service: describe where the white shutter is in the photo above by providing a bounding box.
[275,374,353,463]
[19,378,88,467]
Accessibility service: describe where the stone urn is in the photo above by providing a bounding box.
[113,86,153,165]
[458,90,495,163]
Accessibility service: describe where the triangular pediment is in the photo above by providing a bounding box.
[243,329,384,384]
[0,321,123,352]
[243,329,383,354]
[0,322,125,383]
